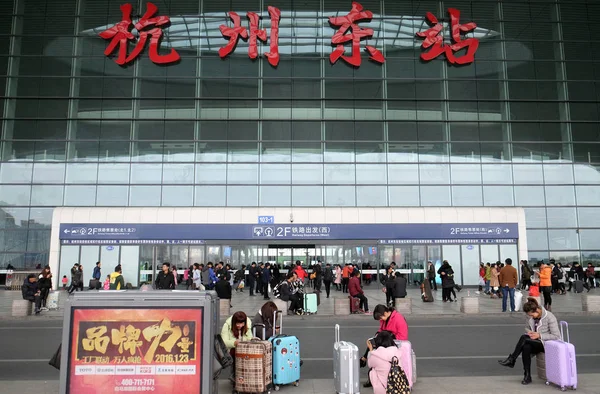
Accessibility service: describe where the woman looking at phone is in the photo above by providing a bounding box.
[497,297,561,385]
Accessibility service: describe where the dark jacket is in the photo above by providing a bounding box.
[393,276,408,298]
[252,311,275,339]
[21,278,39,301]
[72,269,83,286]
[279,281,292,302]
[323,266,334,282]
[215,279,232,299]
[438,265,456,289]
[247,266,257,283]
[272,265,280,282]
[217,268,231,282]
[234,269,245,283]
[313,264,322,280]
[262,267,271,284]
[38,275,52,290]
[572,265,585,281]
[155,271,175,290]
[427,264,436,279]
[521,264,532,280]
[93,266,101,280]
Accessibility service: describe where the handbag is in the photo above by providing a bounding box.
[49,343,61,370]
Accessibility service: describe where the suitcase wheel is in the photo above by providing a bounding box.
[294,381,299,386]
[274,385,280,391]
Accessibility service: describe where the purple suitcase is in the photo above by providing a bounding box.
[545,321,577,391]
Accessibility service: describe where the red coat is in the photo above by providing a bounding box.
[378,310,408,341]
[348,277,363,297]
[295,266,307,280]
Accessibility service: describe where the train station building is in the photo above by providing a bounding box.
[0,0,598,287]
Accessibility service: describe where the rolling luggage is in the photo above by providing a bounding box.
[513,290,523,312]
[574,274,584,293]
[269,311,301,389]
[421,281,434,302]
[235,333,273,393]
[394,340,415,388]
[303,293,318,314]
[89,279,100,290]
[349,296,361,314]
[545,321,577,391]
[333,324,360,394]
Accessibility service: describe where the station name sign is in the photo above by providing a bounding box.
[99,1,480,67]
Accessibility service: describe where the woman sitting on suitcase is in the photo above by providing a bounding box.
[252,301,279,338]
[366,330,410,394]
[498,297,561,385]
[221,311,253,357]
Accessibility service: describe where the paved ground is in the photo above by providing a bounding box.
[2,282,597,320]
[1,314,600,391]
[1,286,599,392]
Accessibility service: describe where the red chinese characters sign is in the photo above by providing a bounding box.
[219,6,281,66]
[416,8,479,65]
[100,2,480,67]
[329,2,385,66]
[67,308,202,393]
[99,2,180,66]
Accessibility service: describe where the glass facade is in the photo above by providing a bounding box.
[1,0,600,269]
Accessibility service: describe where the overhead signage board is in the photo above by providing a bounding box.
[59,223,519,243]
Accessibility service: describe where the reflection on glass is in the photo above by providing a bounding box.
[461,245,479,286]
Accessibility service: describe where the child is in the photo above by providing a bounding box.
[103,274,111,290]
[61,275,68,290]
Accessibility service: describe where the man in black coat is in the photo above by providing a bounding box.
[22,274,42,314]
[247,262,257,296]
[155,262,175,290]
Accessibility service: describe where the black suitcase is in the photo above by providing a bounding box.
[89,279,100,290]
[574,280,584,293]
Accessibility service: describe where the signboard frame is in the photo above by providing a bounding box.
[59,291,218,394]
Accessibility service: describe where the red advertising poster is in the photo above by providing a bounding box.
[67,308,203,393]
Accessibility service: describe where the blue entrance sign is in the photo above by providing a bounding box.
[258,216,275,224]
[59,223,519,242]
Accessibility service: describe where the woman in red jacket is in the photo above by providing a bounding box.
[373,304,408,340]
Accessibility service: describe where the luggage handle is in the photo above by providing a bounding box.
[253,323,266,340]
[335,323,340,343]
[273,310,283,336]
[560,320,570,344]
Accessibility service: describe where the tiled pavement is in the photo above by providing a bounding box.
[4,374,600,393]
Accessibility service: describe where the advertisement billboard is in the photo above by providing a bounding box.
[67,307,203,393]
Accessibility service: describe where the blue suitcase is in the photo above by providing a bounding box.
[261,311,301,390]
[303,293,318,314]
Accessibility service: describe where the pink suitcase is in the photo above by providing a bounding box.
[544,321,577,391]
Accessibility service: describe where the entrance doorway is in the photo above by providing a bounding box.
[267,245,322,269]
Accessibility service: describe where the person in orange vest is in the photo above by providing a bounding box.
[537,262,553,311]
[342,263,352,293]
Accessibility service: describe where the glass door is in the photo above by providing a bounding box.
[293,247,308,267]
[378,245,394,290]
[411,245,426,286]
[139,245,154,285]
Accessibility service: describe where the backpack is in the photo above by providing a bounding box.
[556,269,563,280]
[386,356,411,394]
